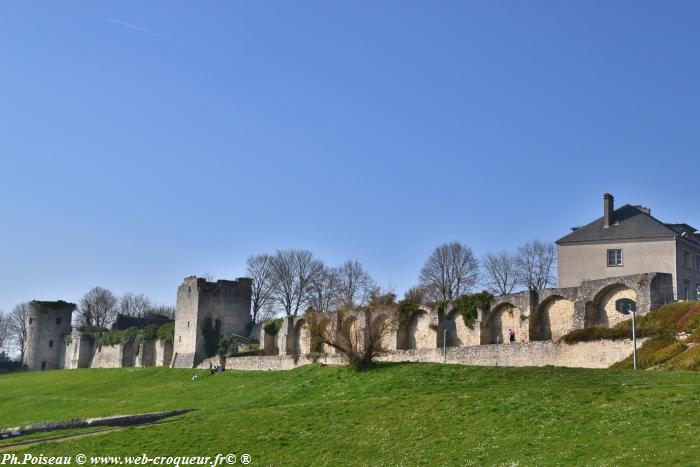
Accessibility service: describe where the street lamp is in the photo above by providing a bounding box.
[616,298,638,370]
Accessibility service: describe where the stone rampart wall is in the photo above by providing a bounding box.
[225,339,642,371]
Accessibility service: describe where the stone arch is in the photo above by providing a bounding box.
[291,318,311,355]
[441,308,479,347]
[263,331,279,356]
[336,315,364,353]
[585,283,637,328]
[397,310,434,349]
[370,312,396,352]
[483,303,526,344]
[310,317,331,353]
[530,296,575,341]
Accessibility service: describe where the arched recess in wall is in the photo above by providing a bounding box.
[263,331,279,356]
[336,315,363,353]
[584,284,637,328]
[397,310,433,350]
[441,309,474,348]
[483,303,522,344]
[293,318,311,356]
[530,296,575,341]
[370,311,396,352]
[310,316,330,353]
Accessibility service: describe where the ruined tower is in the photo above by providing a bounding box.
[171,276,252,368]
[24,300,76,370]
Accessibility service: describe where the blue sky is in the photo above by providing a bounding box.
[1,1,699,315]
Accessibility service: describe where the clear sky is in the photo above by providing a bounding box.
[1,1,699,315]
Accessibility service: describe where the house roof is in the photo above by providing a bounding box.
[556,204,684,244]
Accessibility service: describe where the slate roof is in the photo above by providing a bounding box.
[556,204,689,244]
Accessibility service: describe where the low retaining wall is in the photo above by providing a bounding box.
[224,340,641,371]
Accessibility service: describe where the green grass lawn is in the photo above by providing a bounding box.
[1,364,699,466]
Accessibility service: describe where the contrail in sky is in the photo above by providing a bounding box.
[107,17,179,42]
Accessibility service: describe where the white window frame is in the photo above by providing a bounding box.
[607,249,623,267]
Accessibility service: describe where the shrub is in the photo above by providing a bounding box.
[452,292,493,329]
[201,316,220,358]
[263,318,284,336]
[141,324,159,341]
[0,352,21,372]
[98,327,140,347]
[397,300,420,327]
[157,322,175,342]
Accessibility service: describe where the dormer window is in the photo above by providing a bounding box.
[607,249,623,266]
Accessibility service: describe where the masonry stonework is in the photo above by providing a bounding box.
[24,301,75,371]
[172,276,253,368]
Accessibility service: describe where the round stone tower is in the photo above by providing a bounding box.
[24,300,76,370]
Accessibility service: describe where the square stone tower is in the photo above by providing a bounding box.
[171,276,252,368]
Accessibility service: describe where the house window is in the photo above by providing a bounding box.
[607,249,623,266]
[187,321,190,328]
[696,283,700,300]
[695,255,700,272]
[179,335,181,343]
[29,318,33,324]
[56,318,61,325]
[49,340,54,348]
[41,361,46,370]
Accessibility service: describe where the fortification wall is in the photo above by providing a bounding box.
[225,339,641,371]
[155,339,173,366]
[89,342,138,368]
[136,340,156,367]
[64,331,93,369]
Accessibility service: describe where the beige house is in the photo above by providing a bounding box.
[557,193,700,300]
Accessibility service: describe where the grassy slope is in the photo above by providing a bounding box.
[1,365,699,466]
[560,302,700,371]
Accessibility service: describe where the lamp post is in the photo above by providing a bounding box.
[443,329,447,363]
[615,298,638,370]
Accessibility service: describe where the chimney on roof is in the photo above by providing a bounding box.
[603,193,614,228]
[634,205,651,216]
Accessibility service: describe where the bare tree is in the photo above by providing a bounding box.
[482,251,521,295]
[403,286,427,305]
[78,287,118,328]
[306,266,339,314]
[0,311,9,352]
[516,240,557,291]
[119,293,152,317]
[246,254,278,323]
[419,242,479,302]
[333,260,376,310]
[306,308,396,370]
[257,302,277,323]
[271,249,325,317]
[8,303,29,362]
